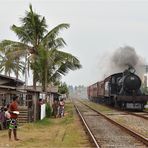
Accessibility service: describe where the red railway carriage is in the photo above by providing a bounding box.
[87,81,104,102]
[87,83,97,101]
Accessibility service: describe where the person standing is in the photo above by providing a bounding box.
[59,99,65,117]
[0,107,5,130]
[52,99,59,118]
[4,104,11,129]
[9,96,19,141]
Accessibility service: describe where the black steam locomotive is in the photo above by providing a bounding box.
[87,67,148,110]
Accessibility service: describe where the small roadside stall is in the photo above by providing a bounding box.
[0,75,41,123]
[27,85,61,120]
[0,74,24,106]
[27,85,60,120]
[46,85,60,106]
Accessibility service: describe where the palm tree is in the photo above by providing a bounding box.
[0,4,81,91]
[36,47,81,91]
[0,40,26,78]
[11,4,71,89]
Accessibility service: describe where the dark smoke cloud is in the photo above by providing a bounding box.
[97,46,146,80]
[112,46,138,68]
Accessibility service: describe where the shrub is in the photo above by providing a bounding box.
[46,103,52,117]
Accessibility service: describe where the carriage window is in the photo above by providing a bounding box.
[101,84,104,88]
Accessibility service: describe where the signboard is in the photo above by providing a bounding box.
[40,104,46,120]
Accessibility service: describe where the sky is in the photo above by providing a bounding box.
[1,0,148,86]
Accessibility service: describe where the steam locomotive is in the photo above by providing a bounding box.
[87,67,148,110]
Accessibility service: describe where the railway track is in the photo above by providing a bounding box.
[127,111,148,120]
[81,99,148,136]
[73,99,148,147]
[83,100,148,139]
[74,104,100,148]
[105,104,148,120]
[99,103,148,120]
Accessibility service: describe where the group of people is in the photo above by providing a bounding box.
[0,96,19,141]
[0,95,66,141]
[52,98,65,118]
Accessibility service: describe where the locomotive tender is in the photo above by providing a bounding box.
[87,67,148,110]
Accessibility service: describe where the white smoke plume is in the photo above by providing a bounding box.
[97,46,146,80]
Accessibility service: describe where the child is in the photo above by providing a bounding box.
[4,104,11,129]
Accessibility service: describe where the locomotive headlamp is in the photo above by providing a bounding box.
[129,67,135,73]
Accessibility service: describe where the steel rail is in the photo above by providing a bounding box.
[73,103,101,148]
[94,103,148,120]
[127,111,148,120]
[106,104,148,120]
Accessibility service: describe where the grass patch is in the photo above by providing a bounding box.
[0,99,92,147]
[84,99,115,113]
[60,102,74,124]
[35,117,52,126]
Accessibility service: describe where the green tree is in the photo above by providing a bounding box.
[36,47,81,91]
[11,4,73,90]
[0,4,82,91]
[0,40,26,78]
[58,82,69,94]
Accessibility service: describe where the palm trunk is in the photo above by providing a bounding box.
[44,64,48,92]
[24,53,28,88]
[42,59,48,92]
[16,58,19,79]
[33,70,36,90]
